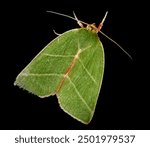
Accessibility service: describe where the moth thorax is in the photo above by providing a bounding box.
[86,23,98,33]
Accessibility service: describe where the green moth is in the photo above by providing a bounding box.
[14,11,130,124]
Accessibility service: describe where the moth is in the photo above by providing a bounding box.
[14,11,131,124]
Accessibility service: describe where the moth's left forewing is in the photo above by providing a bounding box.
[14,29,80,97]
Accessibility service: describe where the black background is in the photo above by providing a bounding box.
[1,1,148,129]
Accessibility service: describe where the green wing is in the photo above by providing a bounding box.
[14,28,104,124]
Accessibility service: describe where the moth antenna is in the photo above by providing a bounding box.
[46,10,88,26]
[53,29,61,36]
[100,31,132,59]
[47,11,132,59]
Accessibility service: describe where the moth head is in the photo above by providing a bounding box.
[86,23,98,33]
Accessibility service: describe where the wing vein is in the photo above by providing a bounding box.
[43,53,74,58]
[20,73,64,77]
[67,76,92,113]
[78,59,97,84]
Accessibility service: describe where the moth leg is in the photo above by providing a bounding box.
[53,29,62,36]
[73,11,84,28]
[98,11,108,32]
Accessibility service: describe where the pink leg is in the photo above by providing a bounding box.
[73,11,84,28]
[97,11,108,32]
